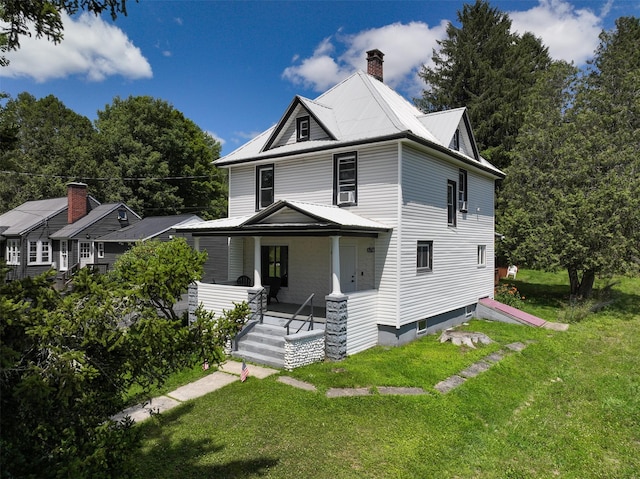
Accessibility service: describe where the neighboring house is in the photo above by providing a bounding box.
[97,214,228,284]
[177,50,505,360]
[0,182,140,281]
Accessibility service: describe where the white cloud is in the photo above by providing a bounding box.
[509,0,607,65]
[282,21,448,94]
[206,130,226,146]
[1,12,152,82]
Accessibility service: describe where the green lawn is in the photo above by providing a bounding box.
[133,270,640,478]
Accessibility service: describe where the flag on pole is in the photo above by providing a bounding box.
[241,361,249,382]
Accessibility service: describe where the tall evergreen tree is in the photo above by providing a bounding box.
[416,0,553,170]
[498,18,640,298]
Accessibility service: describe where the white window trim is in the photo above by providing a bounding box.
[477,245,487,267]
[97,242,105,259]
[334,152,357,206]
[27,240,52,265]
[6,239,20,265]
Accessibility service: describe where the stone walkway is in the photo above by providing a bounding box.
[278,341,531,397]
[114,341,532,423]
[112,361,278,423]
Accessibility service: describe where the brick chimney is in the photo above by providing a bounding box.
[367,49,384,82]
[67,182,88,224]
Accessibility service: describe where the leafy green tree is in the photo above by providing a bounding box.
[498,18,640,298]
[416,0,553,170]
[94,95,227,218]
[0,92,98,211]
[0,239,248,478]
[0,0,130,66]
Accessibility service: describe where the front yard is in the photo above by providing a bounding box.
[132,270,640,478]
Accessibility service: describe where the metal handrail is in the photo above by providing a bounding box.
[248,288,266,324]
[285,293,314,335]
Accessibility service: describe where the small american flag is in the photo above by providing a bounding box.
[241,361,249,382]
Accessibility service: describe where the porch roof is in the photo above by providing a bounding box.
[176,200,391,237]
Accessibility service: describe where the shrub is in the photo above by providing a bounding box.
[495,283,526,309]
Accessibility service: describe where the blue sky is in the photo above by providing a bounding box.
[1,0,637,155]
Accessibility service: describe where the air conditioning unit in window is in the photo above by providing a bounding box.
[459,201,468,212]
[338,191,355,204]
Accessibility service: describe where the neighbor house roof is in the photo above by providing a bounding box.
[97,214,202,242]
[215,70,504,178]
[0,197,69,237]
[176,199,390,237]
[50,203,140,239]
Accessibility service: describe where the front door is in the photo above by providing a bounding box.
[79,241,93,268]
[340,245,357,293]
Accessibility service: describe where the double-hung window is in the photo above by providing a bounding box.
[261,245,288,287]
[27,240,52,265]
[296,116,310,142]
[477,245,486,267]
[334,152,357,206]
[59,240,68,271]
[417,240,433,273]
[6,239,20,265]
[459,169,468,212]
[447,180,457,226]
[97,242,105,259]
[256,164,274,210]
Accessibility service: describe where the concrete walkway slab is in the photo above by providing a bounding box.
[277,376,317,391]
[377,386,427,396]
[506,342,526,352]
[220,361,279,379]
[434,375,466,393]
[168,371,238,402]
[459,360,492,378]
[484,351,505,363]
[111,395,181,423]
[326,387,372,398]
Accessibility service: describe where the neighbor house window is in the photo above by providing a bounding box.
[256,164,274,210]
[97,242,105,259]
[296,116,310,142]
[334,152,357,206]
[261,245,288,287]
[447,180,457,226]
[459,169,468,212]
[118,209,127,221]
[477,245,486,266]
[27,240,52,265]
[417,240,433,273]
[6,239,20,265]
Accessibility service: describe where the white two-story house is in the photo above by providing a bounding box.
[179,50,504,365]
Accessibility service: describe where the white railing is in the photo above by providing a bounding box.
[196,282,252,315]
[345,289,379,355]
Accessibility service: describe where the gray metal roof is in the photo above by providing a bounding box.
[50,203,141,239]
[176,199,389,236]
[97,214,202,242]
[214,70,503,178]
[0,197,68,236]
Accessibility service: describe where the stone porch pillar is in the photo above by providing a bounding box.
[325,294,348,360]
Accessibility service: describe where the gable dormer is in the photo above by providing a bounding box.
[417,107,480,162]
[262,96,338,152]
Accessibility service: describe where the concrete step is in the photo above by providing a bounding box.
[237,339,285,359]
[252,323,288,337]
[231,350,284,369]
[238,330,285,348]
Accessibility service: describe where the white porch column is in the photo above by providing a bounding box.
[330,235,341,296]
[253,236,262,287]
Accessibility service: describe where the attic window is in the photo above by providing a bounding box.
[296,116,310,142]
[452,128,460,151]
[117,209,127,221]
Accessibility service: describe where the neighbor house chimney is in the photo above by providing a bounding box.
[367,49,384,82]
[67,182,88,224]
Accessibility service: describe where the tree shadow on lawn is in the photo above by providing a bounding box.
[135,406,279,479]
[507,277,640,319]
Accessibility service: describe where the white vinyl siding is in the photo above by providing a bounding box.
[398,144,495,327]
[346,290,379,355]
